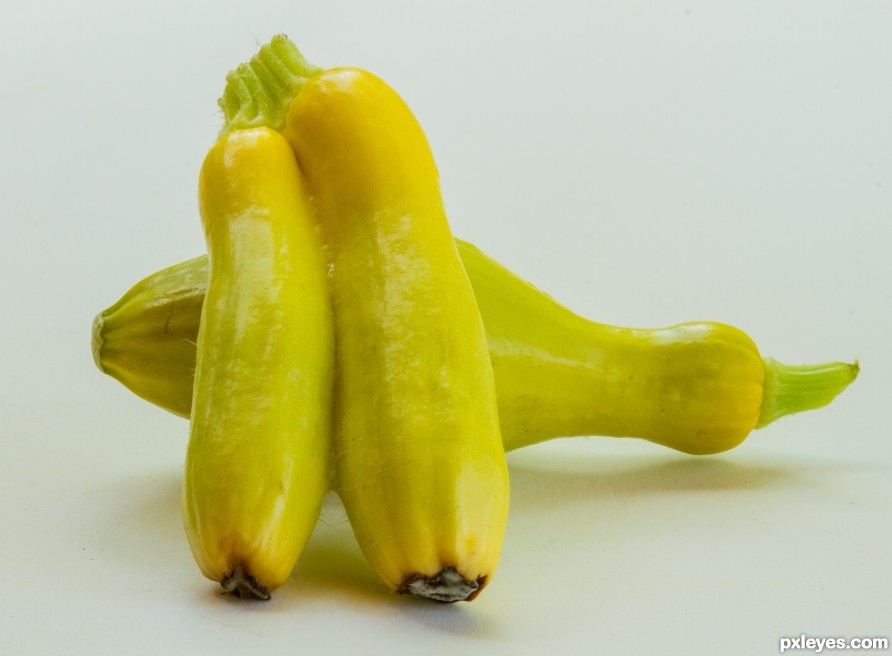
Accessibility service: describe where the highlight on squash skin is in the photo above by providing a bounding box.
[92,238,860,456]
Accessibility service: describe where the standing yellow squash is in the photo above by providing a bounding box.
[287,68,509,602]
[217,35,510,601]
[183,127,333,599]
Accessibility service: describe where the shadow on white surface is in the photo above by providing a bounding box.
[512,449,795,499]
[64,431,888,650]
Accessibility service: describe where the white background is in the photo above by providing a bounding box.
[1,2,889,654]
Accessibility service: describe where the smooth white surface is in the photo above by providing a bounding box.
[1,2,889,655]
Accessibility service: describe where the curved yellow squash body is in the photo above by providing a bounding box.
[95,236,858,457]
[282,68,510,600]
[182,127,333,598]
[458,243,765,455]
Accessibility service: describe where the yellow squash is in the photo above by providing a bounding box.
[217,36,510,601]
[458,242,858,454]
[94,240,858,455]
[289,70,508,602]
[183,126,333,598]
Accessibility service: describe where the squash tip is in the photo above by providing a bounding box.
[220,566,271,601]
[398,567,483,603]
[91,313,105,373]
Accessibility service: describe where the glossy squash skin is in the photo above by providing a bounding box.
[182,127,333,598]
[280,67,510,601]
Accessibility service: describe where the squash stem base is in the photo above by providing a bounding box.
[218,34,320,135]
[757,357,859,429]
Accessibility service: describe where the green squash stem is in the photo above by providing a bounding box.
[218,34,320,135]
[757,357,859,429]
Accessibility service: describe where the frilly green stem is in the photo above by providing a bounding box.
[756,357,860,429]
[218,34,320,136]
